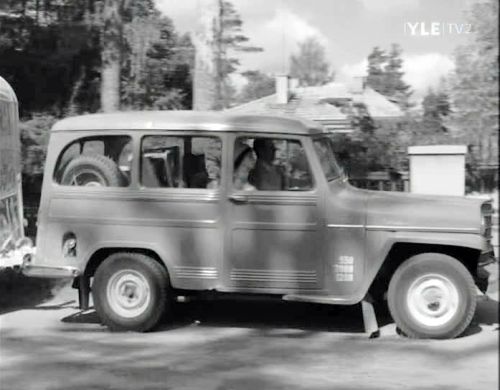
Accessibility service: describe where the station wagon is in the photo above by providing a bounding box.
[23,111,495,339]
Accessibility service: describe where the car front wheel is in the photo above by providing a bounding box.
[388,253,476,339]
[93,253,169,332]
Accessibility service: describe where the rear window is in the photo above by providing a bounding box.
[54,136,132,187]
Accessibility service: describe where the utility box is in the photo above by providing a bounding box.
[408,145,467,196]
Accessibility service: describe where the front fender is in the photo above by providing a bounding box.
[352,230,485,304]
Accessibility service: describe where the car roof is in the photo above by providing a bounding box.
[51,111,327,136]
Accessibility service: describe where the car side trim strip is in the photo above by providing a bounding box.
[366,225,480,233]
[327,224,479,234]
[327,224,364,228]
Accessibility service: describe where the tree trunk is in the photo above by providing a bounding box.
[101,0,123,112]
[193,0,220,110]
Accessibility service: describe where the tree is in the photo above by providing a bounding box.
[0,0,194,115]
[0,0,102,116]
[193,0,262,110]
[447,0,498,191]
[366,44,412,111]
[121,2,194,110]
[237,70,275,103]
[290,37,332,86]
[365,46,387,94]
[101,0,124,112]
[421,87,451,134]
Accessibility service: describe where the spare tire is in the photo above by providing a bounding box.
[61,154,124,187]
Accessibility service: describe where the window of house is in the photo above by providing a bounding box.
[233,137,313,191]
[141,135,221,189]
[54,136,132,187]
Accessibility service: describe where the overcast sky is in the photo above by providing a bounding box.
[155,0,480,99]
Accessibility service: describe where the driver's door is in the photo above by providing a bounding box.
[224,134,325,292]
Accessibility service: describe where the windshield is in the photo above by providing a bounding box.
[313,137,342,181]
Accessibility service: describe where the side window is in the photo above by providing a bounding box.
[233,137,313,191]
[54,136,132,187]
[141,135,221,189]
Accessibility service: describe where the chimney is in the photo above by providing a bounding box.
[349,76,366,94]
[275,74,289,104]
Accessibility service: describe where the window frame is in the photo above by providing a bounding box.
[312,135,343,183]
[52,134,134,188]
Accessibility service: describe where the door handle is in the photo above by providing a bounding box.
[228,193,249,203]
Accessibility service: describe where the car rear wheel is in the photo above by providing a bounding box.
[388,253,476,339]
[93,253,170,332]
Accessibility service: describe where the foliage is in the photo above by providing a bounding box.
[216,0,263,108]
[330,102,409,177]
[121,6,194,110]
[447,0,498,188]
[366,44,413,111]
[237,70,275,103]
[421,86,451,134]
[0,0,102,116]
[290,37,332,86]
[0,0,194,115]
[19,114,56,177]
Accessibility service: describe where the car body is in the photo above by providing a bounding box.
[23,111,495,338]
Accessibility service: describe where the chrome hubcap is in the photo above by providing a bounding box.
[406,274,459,327]
[70,170,106,187]
[107,270,151,318]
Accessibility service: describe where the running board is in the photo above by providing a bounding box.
[282,294,351,305]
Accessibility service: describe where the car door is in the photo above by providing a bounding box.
[224,133,325,292]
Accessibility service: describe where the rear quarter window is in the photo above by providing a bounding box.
[54,135,133,187]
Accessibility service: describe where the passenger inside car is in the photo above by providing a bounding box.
[248,138,285,191]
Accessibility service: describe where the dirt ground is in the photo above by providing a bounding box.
[0,265,498,390]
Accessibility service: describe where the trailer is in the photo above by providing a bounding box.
[0,76,33,268]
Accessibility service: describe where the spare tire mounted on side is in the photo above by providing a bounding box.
[61,154,123,187]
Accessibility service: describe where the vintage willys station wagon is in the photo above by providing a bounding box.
[23,111,495,338]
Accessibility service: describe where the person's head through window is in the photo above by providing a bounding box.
[249,138,283,190]
[253,138,276,165]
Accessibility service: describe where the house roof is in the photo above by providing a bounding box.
[227,92,352,132]
[227,81,403,127]
[51,111,328,136]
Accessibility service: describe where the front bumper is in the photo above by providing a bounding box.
[22,256,80,279]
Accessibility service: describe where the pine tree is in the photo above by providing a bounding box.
[366,44,412,111]
[422,87,450,134]
[366,47,387,94]
[193,0,262,110]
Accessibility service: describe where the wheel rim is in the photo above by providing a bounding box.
[69,170,106,187]
[406,273,460,327]
[106,269,151,318]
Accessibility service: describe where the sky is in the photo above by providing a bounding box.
[155,0,480,100]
